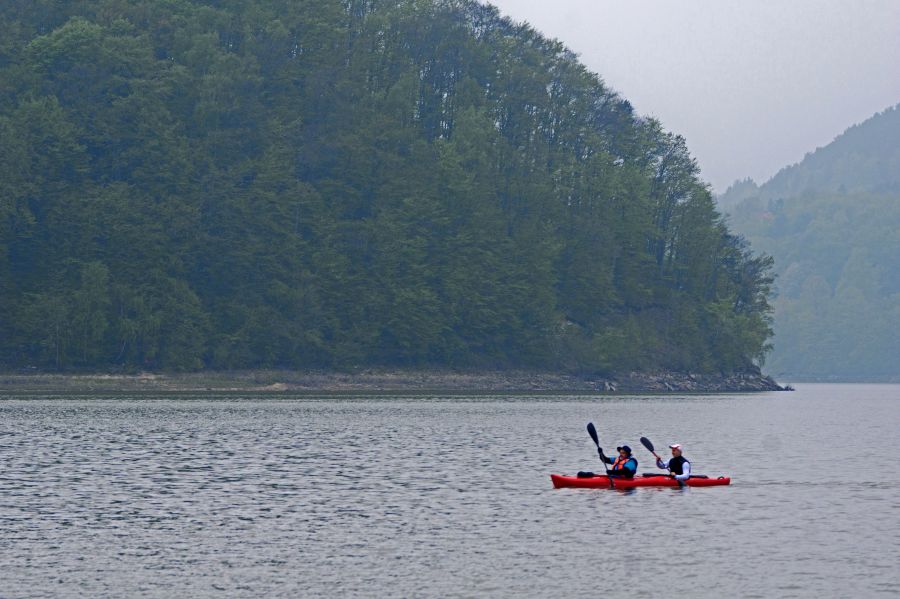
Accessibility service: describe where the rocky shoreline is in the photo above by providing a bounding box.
[0,369,788,393]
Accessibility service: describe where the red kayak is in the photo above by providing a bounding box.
[550,473,731,489]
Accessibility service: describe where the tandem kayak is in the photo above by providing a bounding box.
[550,474,731,489]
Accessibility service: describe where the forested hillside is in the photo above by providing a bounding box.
[0,0,773,373]
[722,106,900,380]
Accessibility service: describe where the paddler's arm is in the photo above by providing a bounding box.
[672,462,691,482]
[656,457,668,470]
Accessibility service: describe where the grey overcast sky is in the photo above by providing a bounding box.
[487,0,900,192]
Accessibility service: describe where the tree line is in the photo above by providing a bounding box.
[0,0,774,372]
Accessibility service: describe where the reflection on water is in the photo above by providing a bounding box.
[0,385,897,597]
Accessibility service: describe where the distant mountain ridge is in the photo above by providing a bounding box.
[719,104,900,209]
[721,104,900,381]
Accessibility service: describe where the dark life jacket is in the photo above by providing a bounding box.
[669,455,690,475]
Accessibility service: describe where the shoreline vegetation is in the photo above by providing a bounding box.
[0,2,775,377]
[0,369,787,393]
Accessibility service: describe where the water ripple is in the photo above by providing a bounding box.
[0,385,897,597]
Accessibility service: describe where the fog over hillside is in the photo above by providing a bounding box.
[721,105,900,380]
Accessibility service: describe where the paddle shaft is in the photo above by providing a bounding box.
[586,422,614,488]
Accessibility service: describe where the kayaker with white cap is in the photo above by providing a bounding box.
[599,445,638,478]
[656,443,691,482]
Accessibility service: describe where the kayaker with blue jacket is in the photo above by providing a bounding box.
[656,443,691,482]
[599,445,638,478]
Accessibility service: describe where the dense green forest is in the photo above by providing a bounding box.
[721,106,900,380]
[0,0,774,373]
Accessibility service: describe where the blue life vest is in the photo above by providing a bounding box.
[612,455,637,472]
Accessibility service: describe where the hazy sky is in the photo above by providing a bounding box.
[488,0,900,192]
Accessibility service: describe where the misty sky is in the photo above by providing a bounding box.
[488,0,900,192]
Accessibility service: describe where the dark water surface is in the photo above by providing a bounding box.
[0,384,897,598]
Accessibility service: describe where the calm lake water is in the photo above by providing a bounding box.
[0,384,897,598]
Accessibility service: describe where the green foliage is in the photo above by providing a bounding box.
[0,0,774,373]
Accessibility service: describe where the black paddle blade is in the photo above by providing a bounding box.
[587,422,600,447]
[640,436,654,452]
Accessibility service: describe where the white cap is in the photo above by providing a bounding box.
[669,444,683,451]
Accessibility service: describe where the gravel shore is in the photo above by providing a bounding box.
[0,369,787,393]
